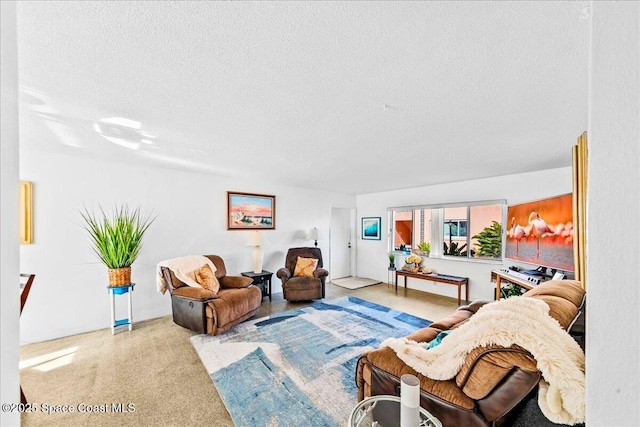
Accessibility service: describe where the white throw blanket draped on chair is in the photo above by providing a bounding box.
[381,296,585,425]
[156,255,217,294]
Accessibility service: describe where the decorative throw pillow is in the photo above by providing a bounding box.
[293,257,318,277]
[196,264,220,294]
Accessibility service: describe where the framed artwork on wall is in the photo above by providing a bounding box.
[361,217,381,240]
[227,192,276,230]
[20,181,33,244]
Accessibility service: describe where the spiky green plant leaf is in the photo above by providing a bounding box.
[80,205,155,269]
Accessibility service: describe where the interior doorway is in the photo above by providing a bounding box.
[330,207,355,280]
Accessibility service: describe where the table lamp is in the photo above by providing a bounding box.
[307,227,319,247]
[246,230,269,273]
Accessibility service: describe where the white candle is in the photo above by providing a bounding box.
[400,374,420,427]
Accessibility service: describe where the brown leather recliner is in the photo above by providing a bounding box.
[277,247,328,301]
[160,255,262,335]
[356,280,586,427]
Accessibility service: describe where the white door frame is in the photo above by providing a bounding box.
[329,207,356,280]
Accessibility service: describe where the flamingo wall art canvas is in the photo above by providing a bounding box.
[506,193,574,272]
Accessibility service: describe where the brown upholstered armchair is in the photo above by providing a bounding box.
[277,247,328,301]
[160,255,262,335]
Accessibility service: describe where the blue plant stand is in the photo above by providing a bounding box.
[107,283,135,335]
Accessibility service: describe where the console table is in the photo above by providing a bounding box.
[490,270,538,300]
[395,270,469,305]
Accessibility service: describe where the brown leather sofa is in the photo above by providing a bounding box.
[356,280,585,427]
[277,247,328,301]
[160,255,262,335]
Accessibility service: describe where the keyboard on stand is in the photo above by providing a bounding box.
[499,268,543,286]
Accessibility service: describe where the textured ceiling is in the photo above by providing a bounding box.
[16,1,590,194]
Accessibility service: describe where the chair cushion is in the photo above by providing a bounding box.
[172,286,218,300]
[293,257,318,277]
[206,287,262,328]
[283,276,323,301]
[196,264,220,294]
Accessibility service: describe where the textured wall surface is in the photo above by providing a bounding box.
[356,167,573,301]
[1,1,21,425]
[586,2,640,426]
[19,149,355,343]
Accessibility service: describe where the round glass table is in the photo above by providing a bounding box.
[348,395,443,427]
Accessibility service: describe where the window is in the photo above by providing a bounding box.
[391,209,432,252]
[389,200,505,261]
[444,220,467,238]
[392,210,413,250]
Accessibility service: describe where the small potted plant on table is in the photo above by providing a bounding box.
[416,242,431,257]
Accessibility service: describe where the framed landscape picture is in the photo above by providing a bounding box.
[227,192,276,230]
[361,217,381,240]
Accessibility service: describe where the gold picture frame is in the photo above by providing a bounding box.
[20,181,33,244]
[227,191,276,230]
[572,132,588,290]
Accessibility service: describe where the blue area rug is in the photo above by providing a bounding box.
[190,296,431,427]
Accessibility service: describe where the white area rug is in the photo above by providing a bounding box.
[331,276,381,290]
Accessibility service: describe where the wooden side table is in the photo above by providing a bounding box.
[107,283,135,334]
[241,271,273,301]
[395,270,469,305]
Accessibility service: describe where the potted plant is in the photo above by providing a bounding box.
[80,205,155,287]
[388,252,396,269]
[417,241,431,257]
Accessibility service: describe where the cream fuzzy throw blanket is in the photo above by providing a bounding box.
[156,255,217,294]
[381,296,585,425]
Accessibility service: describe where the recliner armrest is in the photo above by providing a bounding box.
[313,268,329,278]
[277,268,292,280]
[220,275,253,289]
[172,286,218,301]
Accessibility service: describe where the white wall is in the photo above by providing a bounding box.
[587,2,640,426]
[19,149,355,343]
[356,167,573,301]
[1,1,21,424]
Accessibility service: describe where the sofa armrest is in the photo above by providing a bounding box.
[277,268,292,281]
[220,275,253,289]
[455,345,537,399]
[172,286,218,301]
[313,268,329,279]
[466,300,492,313]
[406,326,443,344]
